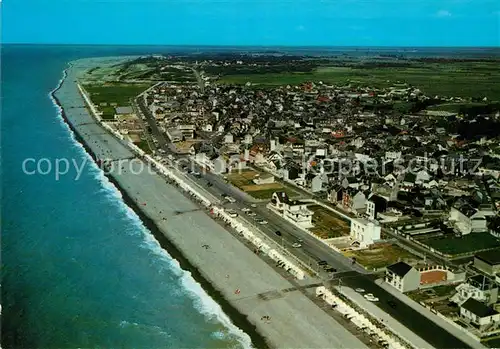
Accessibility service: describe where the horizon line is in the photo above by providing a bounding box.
[2,43,500,49]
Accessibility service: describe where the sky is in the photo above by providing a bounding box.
[2,0,499,46]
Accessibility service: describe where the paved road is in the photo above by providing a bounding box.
[131,80,472,349]
[180,165,472,349]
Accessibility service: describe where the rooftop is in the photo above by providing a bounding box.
[387,261,414,277]
[475,249,500,266]
[461,297,499,318]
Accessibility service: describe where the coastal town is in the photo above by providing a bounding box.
[80,53,500,349]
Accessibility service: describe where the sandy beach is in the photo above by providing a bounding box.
[54,57,369,349]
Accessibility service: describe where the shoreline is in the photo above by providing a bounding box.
[50,68,269,349]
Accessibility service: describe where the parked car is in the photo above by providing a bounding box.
[248,212,257,216]
[275,230,282,236]
[250,203,257,208]
[317,260,328,266]
[241,208,251,213]
[387,300,397,308]
[355,288,365,293]
[292,243,302,248]
[325,267,336,273]
[364,293,379,302]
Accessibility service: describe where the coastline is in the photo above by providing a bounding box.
[49,67,269,349]
[52,57,369,349]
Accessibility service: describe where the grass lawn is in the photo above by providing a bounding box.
[418,233,500,256]
[344,243,421,270]
[248,187,297,200]
[85,83,151,106]
[226,169,298,199]
[483,337,500,349]
[135,140,151,154]
[218,61,500,100]
[308,204,350,239]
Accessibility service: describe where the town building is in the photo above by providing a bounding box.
[385,261,420,292]
[459,298,500,332]
[270,192,314,229]
[474,249,500,276]
[451,274,499,306]
[253,173,275,185]
[350,218,381,248]
[449,205,488,235]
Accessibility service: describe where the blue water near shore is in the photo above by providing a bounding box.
[1,45,251,349]
[2,44,497,348]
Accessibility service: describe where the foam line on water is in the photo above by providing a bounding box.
[50,67,254,349]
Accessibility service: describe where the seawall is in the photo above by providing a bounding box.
[50,65,268,349]
[53,57,369,349]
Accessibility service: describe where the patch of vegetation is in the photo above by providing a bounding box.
[419,233,500,256]
[309,204,350,238]
[218,61,500,100]
[248,188,296,200]
[85,83,150,106]
[136,140,152,154]
[345,243,420,269]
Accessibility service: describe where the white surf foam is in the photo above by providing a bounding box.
[178,267,254,349]
[50,67,254,349]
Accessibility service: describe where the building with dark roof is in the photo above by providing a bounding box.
[385,261,420,292]
[474,249,500,276]
[459,298,500,331]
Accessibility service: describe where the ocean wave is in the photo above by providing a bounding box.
[50,68,253,349]
[179,269,254,349]
[119,320,172,339]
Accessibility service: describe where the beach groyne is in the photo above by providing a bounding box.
[53,58,369,349]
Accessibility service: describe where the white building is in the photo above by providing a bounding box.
[385,151,402,161]
[253,173,275,185]
[224,133,234,144]
[311,175,323,193]
[385,261,420,292]
[460,298,500,332]
[350,218,381,248]
[202,124,213,132]
[450,205,488,235]
[270,192,313,229]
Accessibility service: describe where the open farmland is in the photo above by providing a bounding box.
[218,61,500,100]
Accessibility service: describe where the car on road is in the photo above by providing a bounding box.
[250,204,257,208]
[364,293,379,302]
[257,220,268,225]
[247,212,256,216]
[355,288,365,293]
[274,230,282,236]
[226,196,236,203]
[387,300,397,308]
[241,208,251,213]
[317,260,328,266]
[292,243,302,248]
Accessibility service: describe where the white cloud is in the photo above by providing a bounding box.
[436,10,452,17]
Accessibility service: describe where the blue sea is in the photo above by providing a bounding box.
[1,45,253,349]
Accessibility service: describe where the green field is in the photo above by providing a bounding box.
[136,140,152,154]
[218,61,500,100]
[418,233,500,256]
[85,83,151,106]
